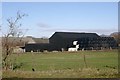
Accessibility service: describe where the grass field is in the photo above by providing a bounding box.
[2,50,119,78]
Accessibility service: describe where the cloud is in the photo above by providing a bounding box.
[37,22,51,28]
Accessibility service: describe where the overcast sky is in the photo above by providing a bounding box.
[2,2,118,38]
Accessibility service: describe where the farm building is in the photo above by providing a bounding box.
[25,32,118,52]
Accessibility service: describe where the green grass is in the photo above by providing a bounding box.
[3,50,118,78]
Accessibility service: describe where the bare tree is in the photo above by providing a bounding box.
[2,11,27,70]
[110,32,120,44]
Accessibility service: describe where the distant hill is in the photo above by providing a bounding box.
[1,37,49,47]
[100,34,109,37]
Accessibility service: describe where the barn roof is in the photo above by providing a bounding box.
[50,32,100,39]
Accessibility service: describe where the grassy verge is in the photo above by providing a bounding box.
[3,68,118,78]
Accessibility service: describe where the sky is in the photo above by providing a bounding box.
[2,2,118,38]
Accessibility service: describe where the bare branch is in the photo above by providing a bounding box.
[2,11,28,70]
